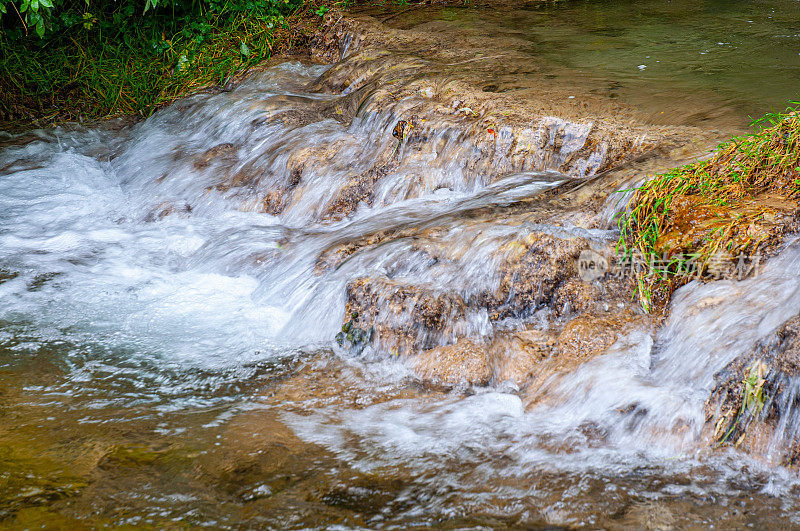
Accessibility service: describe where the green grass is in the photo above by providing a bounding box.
[716,360,768,446]
[0,0,442,129]
[617,106,800,312]
[0,0,324,128]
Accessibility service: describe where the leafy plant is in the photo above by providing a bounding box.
[742,360,767,414]
[718,360,768,445]
[0,0,54,37]
[0,0,317,127]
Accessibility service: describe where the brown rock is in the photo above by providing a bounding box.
[523,311,647,407]
[409,338,491,385]
[488,329,553,384]
[344,277,468,355]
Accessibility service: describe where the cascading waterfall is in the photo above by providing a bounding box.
[1,50,800,526]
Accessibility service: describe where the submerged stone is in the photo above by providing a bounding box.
[336,312,374,356]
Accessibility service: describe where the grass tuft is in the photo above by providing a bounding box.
[618,106,800,312]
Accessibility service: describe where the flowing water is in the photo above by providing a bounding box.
[1,2,800,528]
[378,0,800,127]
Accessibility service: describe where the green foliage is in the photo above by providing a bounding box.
[0,0,300,36]
[0,0,312,125]
[616,105,800,312]
[718,360,768,445]
[742,360,767,415]
[0,0,53,37]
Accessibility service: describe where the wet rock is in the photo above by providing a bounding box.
[340,223,637,367]
[345,277,468,355]
[0,446,88,520]
[485,232,595,320]
[316,477,404,516]
[97,443,193,471]
[409,328,555,386]
[523,311,648,406]
[191,11,697,224]
[260,352,448,411]
[192,142,238,169]
[489,328,554,384]
[185,51,671,224]
[407,311,645,388]
[329,194,646,388]
[705,313,800,465]
[0,268,19,285]
[622,501,677,530]
[409,338,492,385]
[335,312,374,356]
[556,312,636,359]
[144,201,192,221]
[198,410,314,500]
[249,89,367,129]
[656,194,799,261]
[324,163,393,220]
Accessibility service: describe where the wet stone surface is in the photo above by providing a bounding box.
[706,313,800,466]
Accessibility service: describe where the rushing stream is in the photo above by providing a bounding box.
[2,2,800,528]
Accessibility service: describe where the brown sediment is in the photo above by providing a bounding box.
[656,194,798,256]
